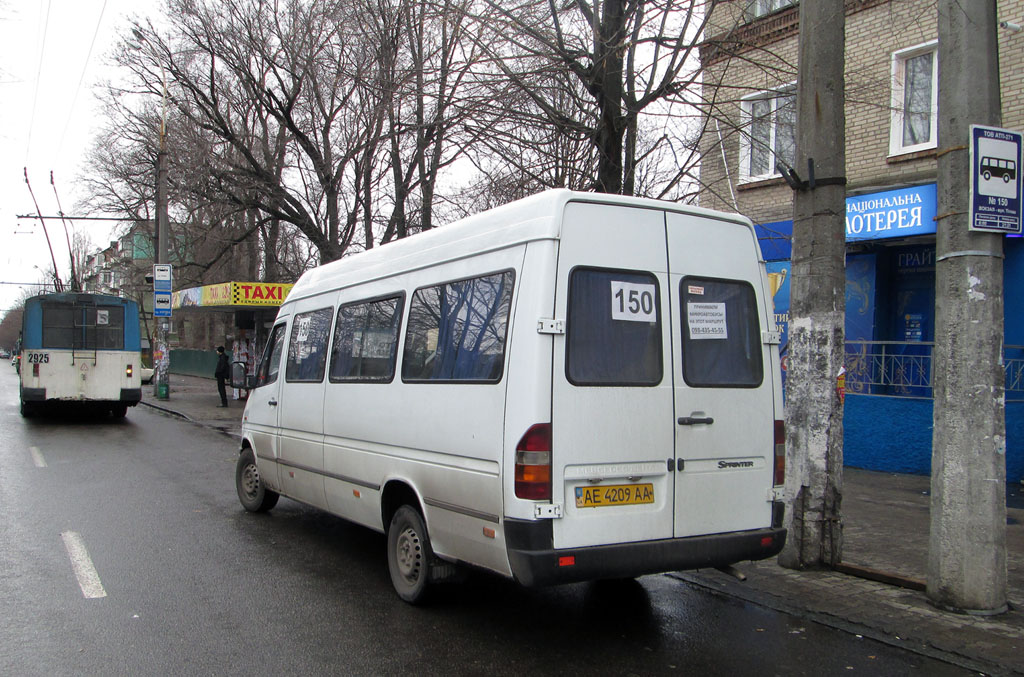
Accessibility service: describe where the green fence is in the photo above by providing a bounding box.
[169,348,225,379]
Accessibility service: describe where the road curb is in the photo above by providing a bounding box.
[667,571,1015,676]
[139,400,242,441]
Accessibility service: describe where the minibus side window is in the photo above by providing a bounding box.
[256,323,287,387]
[329,295,403,382]
[680,277,763,387]
[566,267,662,386]
[402,271,514,382]
[285,307,334,383]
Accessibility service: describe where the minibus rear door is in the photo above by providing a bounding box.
[550,201,676,550]
[666,212,777,538]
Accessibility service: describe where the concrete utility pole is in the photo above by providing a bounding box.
[929,0,1007,614]
[779,0,846,570]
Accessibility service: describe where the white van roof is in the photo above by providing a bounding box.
[285,189,756,304]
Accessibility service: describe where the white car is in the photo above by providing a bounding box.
[139,366,155,384]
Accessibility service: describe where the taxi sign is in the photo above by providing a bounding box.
[969,124,1023,234]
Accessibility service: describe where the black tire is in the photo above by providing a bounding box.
[111,404,128,419]
[387,505,435,604]
[236,448,279,512]
[20,400,35,418]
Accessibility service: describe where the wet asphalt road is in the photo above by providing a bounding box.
[0,370,972,676]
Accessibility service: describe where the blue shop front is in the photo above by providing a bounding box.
[760,183,1024,483]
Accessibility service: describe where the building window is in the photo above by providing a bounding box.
[740,86,796,181]
[890,42,938,156]
[744,0,796,21]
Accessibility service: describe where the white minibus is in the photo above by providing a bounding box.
[235,189,786,603]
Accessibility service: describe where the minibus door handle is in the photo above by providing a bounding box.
[678,416,713,426]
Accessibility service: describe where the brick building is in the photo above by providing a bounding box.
[698,0,1024,482]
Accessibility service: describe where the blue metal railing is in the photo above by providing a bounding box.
[842,341,1024,400]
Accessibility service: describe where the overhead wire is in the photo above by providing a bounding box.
[25,0,53,165]
[56,0,110,161]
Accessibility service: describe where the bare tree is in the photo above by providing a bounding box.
[469,0,716,196]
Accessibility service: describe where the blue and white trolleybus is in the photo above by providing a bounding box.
[19,292,144,418]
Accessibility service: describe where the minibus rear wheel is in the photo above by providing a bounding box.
[387,505,434,604]
[236,448,279,512]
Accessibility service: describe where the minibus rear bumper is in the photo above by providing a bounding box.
[505,512,786,587]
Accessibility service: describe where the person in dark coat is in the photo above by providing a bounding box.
[215,346,230,407]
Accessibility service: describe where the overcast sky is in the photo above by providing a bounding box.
[0,0,160,314]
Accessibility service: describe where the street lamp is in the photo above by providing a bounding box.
[131,28,171,400]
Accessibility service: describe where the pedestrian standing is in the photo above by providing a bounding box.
[215,346,230,408]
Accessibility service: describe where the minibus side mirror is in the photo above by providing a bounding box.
[230,361,249,390]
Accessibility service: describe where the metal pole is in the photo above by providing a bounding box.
[928,0,1007,614]
[154,62,171,401]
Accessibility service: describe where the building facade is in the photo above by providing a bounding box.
[699,0,1024,482]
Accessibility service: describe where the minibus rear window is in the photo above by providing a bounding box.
[329,296,403,382]
[566,268,662,386]
[402,271,514,382]
[285,307,334,383]
[680,277,763,387]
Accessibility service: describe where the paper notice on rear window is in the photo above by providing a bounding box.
[687,302,727,339]
[610,281,657,323]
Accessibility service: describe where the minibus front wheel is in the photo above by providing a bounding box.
[236,448,279,512]
[387,505,434,604]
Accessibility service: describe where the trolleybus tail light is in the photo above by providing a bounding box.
[558,555,575,567]
[126,364,134,378]
[32,363,39,377]
[515,423,552,500]
[774,420,786,486]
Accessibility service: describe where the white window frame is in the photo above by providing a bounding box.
[745,0,797,21]
[739,84,796,182]
[889,41,938,157]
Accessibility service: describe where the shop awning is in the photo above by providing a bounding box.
[172,281,294,310]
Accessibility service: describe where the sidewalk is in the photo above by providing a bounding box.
[140,375,1024,675]
[140,373,246,438]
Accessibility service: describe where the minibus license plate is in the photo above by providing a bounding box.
[575,483,654,508]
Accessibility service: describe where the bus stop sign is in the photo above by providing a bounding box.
[970,124,1023,234]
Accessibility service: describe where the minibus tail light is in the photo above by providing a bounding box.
[774,420,785,486]
[515,423,551,500]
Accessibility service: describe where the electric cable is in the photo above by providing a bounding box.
[25,0,53,164]
[55,0,110,161]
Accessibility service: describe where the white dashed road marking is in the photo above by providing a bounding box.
[29,446,47,468]
[61,531,107,599]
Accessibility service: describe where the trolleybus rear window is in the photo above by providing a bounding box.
[41,304,126,350]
